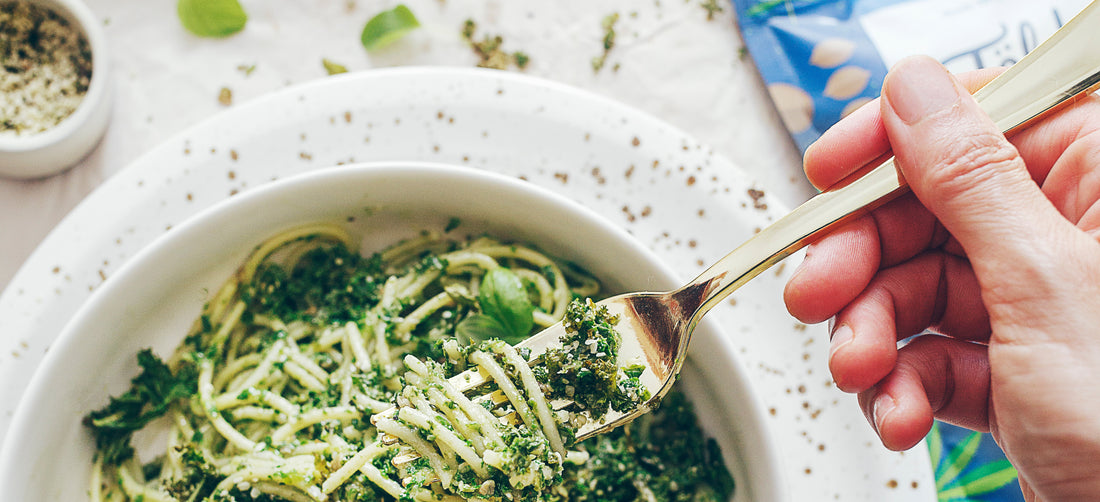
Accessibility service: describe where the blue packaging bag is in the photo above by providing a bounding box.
[734,0,1090,152]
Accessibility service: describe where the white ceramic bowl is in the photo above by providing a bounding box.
[0,0,112,179]
[0,163,786,500]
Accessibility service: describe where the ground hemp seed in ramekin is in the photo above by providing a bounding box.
[1,1,93,136]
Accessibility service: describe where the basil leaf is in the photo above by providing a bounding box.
[178,0,247,38]
[455,314,511,344]
[361,4,420,51]
[478,268,534,342]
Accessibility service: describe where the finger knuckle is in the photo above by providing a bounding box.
[925,132,1023,195]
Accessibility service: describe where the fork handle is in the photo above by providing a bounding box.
[679,0,1100,326]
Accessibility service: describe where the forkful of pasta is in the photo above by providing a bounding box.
[375,1,1100,483]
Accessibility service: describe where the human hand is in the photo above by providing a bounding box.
[783,55,1100,501]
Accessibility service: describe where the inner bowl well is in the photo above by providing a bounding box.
[0,162,786,500]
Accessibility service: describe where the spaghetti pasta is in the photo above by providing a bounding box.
[84,224,735,502]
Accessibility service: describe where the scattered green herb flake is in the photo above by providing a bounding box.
[236,63,256,76]
[322,58,348,75]
[513,51,530,70]
[601,13,619,50]
[177,0,248,38]
[701,0,724,20]
[444,217,462,232]
[592,12,619,73]
[461,19,530,71]
[361,4,420,51]
[217,86,232,106]
[461,18,477,40]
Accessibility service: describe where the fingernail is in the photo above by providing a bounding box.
[872,393,897,433]
[828,322,854,391]
[884,56,960,124]
[789,244,815,283]
[828,323,854,368]
[830,322,853,345]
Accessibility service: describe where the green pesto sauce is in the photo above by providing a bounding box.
[560,391,736,502]
[537,299,649,419]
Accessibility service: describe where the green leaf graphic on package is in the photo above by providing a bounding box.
[930,422,1019,501]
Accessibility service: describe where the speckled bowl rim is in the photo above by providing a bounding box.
[0,0,111,176]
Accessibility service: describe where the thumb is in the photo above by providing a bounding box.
[879,56,1079,300]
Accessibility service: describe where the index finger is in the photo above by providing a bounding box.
[803,68,1005,190]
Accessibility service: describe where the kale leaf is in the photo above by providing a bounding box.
[83,349,198,464]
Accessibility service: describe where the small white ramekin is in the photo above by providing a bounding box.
[0,0,112,179]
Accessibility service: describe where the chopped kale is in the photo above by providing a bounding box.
[539,299,648,419]
[246,243,384,324]
[83,350,198,464]
[610,363,648,412]
[560,390,735,502]
[333,471,391,501]
[461,19,531,70]
[164,445,220,501]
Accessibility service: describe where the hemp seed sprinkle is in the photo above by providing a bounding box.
[1,1,93,136]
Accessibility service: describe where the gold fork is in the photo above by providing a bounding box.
[378,0,1100,449]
